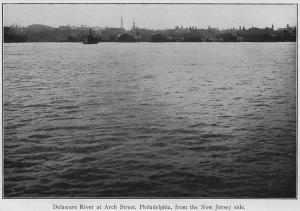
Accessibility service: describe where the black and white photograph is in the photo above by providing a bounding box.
[2,1,297,201]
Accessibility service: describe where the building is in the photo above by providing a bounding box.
[215,33,237,42]
[101,27,126,41]
[276,24,296,41]
[150,33,167,42]
[117,33,136,42]
[58,25,71,30]
[4,26,28,42]
[237,27,274,42]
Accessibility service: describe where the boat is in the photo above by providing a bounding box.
[83,29,98,44]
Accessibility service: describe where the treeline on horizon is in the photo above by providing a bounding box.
[3,24,296,43]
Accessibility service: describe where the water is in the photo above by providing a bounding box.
[3,42,296,197]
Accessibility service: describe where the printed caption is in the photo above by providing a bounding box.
[52,203,245,211]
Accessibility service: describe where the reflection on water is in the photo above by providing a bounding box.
[4,42,296,197]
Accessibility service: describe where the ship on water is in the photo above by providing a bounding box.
[83,29,98,44]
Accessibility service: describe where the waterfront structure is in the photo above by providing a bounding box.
[3,24,297,43]
[215,33,237,42]
[117,33,136,42]
[151,33,167,42]
[58,25,71,30]
[128,20,142,41]
[135,28,154,41]
[183,27,205,42]
[4,26,27,42]
[101,27,126,41]
[276,24,296,41]
[237,27,274,42]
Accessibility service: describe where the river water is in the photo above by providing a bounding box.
[3,42,296,197]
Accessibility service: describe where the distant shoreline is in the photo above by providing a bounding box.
[4,24,296,43]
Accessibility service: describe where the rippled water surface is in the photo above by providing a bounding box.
[3,42,296,197]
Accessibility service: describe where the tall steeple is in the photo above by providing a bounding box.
[121,16,124,29]
[133,19,136,29]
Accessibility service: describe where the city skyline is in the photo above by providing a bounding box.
[4,4,297,30]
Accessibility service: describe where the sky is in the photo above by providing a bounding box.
[3,4,297,30]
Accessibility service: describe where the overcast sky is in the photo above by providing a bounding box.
[4,4,297,30]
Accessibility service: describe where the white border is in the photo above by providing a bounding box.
[0,1,299,211]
